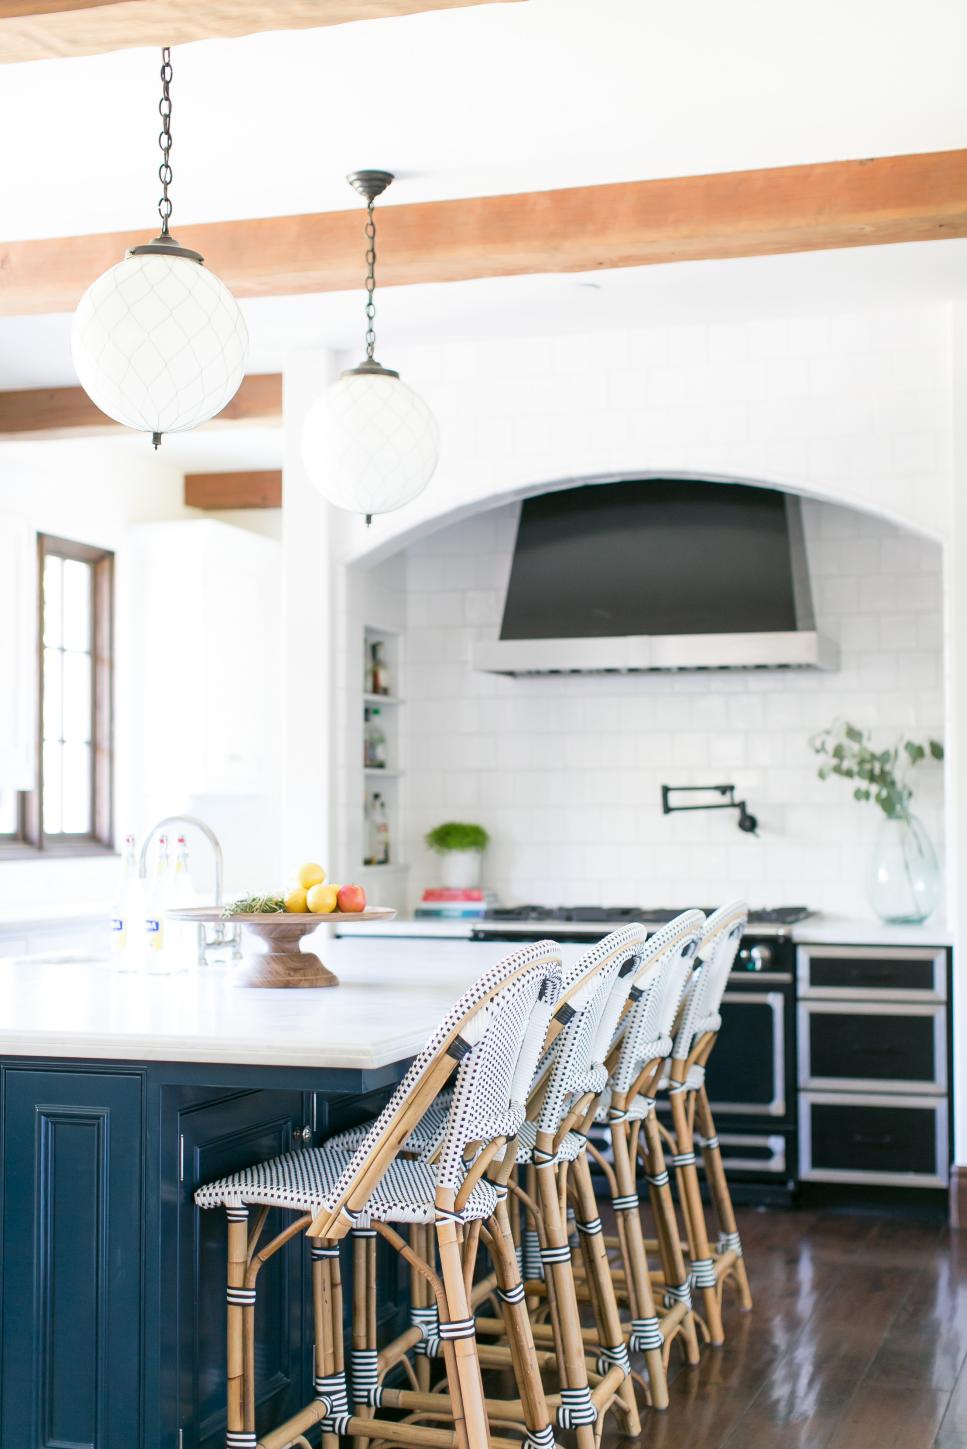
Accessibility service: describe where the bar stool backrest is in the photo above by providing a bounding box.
[670,899,748,1062]
[608,909,706,1096]
[530,924,651,1136]
[308,940,562,1236]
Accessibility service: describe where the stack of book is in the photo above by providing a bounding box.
[414,888,496,920]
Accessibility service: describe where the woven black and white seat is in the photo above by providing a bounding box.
[195,1148,503,1225]
[661,900,751,1345]
[194,940,567,1449]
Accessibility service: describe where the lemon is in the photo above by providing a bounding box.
[284,885,309,913]
[307,883,339,914]
[294,862,326,890]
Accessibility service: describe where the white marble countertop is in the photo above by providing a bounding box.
[0,938,574,1070]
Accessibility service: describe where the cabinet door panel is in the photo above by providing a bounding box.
[178,1091,307,1449]
[1,1069,142,1449]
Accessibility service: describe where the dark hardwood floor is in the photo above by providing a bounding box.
[609,1205,967,1449]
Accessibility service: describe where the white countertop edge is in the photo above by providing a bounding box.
[0,1028,426,1071]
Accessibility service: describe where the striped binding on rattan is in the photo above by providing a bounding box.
[350,1226,377,1238]
[629,1316,664,1352]
[557,1386,598,1428]
[669,1152,696,1168]
[666,1080,689,1095]
[226,1287,256,1306]
[496,1281,526,1304]
[411,1305,440,1357]
[611,1192,640,1212]
[523,1229,543,1281]
[596,1341,632,1376]
[663,1280,693,1309]
[697,1134,720,1150]
[690,1256,718,1289]
[606,1107,636,1122]
[719,1230,743,1256]
[226,1434,257,1447]
[645,1170,670,1188]
[540,1243,571,1266]
[574,1216,602,1236]
[225,1208,248,1222]
[310,1243,339,1260]
[524,1424,557,1449]
[438,1316,477,1341]
[315,1371,349,1413]
[492,1182,509,1200]
[350,1347,382,1406]
[532,1147,560,1169]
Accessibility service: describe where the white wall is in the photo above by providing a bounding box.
[400,497,944,911]
[0,439,282,909]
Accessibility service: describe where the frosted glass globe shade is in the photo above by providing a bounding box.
[302,367,439,516]
[71,250,248,438]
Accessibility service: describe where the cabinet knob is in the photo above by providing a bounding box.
[298,1125,313,1145]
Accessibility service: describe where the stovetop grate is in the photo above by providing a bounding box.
[484,905,811,926]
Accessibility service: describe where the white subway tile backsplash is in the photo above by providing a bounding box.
[366,315,951,914]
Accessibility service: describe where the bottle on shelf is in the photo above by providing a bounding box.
[364,707,387,769]
[111,834,143,973]
[364,792,391,866]
[370,640,390,697]
[144,833,171,974]
[364,639,375,695]
[167,833,197,973]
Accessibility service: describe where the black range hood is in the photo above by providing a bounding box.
[472,479,838,675]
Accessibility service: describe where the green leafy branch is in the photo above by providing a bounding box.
[809,720,943,820]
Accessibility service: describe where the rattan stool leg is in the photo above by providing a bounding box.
[668,1084,724,1346]
[533,1156,598,1449]
[606,1120,669,1407]
[639,1114,701,1363]
[695,1087,752,1310]
[226,1208,253,1448]
[436,1208,492,1449]
[487,1198,556,1446]
[569,1154,642,1431]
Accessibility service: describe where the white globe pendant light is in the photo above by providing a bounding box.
[71,48,248,448]
[302,171,439,524]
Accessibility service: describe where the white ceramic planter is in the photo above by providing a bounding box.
[440,849,483,890]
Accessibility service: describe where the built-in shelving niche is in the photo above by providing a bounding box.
[360,626,406,908]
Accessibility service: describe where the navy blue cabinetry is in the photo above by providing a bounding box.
[0,1059,408,1449]
[1,1068,144,1449]
[172,1089,309,1449]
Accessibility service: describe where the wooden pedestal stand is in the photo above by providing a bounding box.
[166,907,396,988]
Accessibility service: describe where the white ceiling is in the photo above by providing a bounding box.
[4,0,966,240]
[2,0,965,449]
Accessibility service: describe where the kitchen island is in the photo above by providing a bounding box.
[0,938,540,1449]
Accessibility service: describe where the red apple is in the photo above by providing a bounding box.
[337,883,367,913]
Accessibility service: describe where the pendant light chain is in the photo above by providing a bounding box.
[158,46,174,237]
[364,198,378,360]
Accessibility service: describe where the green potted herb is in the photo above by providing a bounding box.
[810,720,943,923]
[425,821,490,890]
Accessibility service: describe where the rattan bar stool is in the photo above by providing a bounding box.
[194,941,564,1449]
[573,909,707,1389]
[659,900,752,1346]
[334,929,650,1444]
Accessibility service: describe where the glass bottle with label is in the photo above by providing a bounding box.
[144,833,171,973]
[167,833,197,972]
[112,834,143,973]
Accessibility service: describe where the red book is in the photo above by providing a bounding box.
[421,888,485,902]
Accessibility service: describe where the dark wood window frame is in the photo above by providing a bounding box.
[0,533,114,858]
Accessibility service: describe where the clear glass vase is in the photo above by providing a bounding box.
[865,811,941,924]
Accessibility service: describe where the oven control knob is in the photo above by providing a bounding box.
[738,943,773,971]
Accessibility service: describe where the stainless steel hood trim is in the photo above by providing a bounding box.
[471,631,839,675]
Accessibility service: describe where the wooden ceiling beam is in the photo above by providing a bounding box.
[2,149,966,318]
[0,0,518,64]
[0,372,281,439]
[185,469,281,509]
